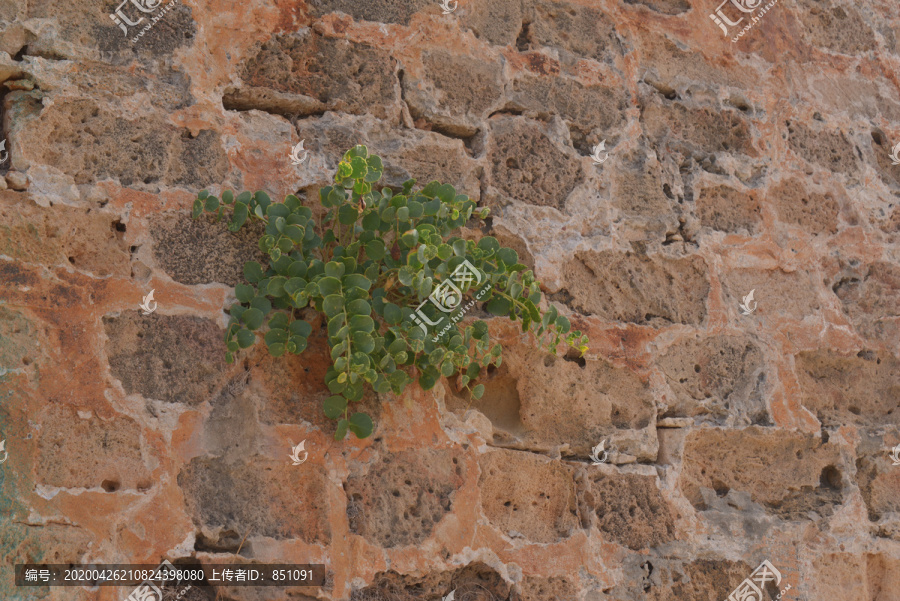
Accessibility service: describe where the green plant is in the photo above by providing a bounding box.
[192,145,588,440]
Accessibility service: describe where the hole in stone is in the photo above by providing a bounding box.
[694,364,701,373]
[506,158,519,169]
[515,21,531,52]
[113,219,126,233]
[392,490,400,497]
[820,465,841,490]
[68,256,76,264]
[101,479,120,492]
[563,348,586,367]
[848,406,861,415]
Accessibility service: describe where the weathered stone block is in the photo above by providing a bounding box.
[350,563,509,601]
[658,334,767,425]
[0,193,130,276]
[679,427,844,520]
[25,100,227,188]
[581,471,676,550]
[237,32,397,120]
[151,211,266,286]
[786,120,859,175]
[453,347,655,457]
[623,0,690,15]
[486,116,582,211]
[526,1,622,64]
[507,75,628,152]
[36,404,150,490]
[308,0,432,25]
[557,249,709,326]
[831,260,900,347]
[795,350,900,428]
[103,313,227,404]
[795,0,876,56]
[402,50,505,137]
[178,456,331,542]
[478,449,580,543]
[695,185,762,234]
[344,449,466,548]
[767,177,839,234]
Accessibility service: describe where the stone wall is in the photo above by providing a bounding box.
[0,0,899,599]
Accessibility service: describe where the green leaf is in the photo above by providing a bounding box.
[323,295,344,318]
[383,302,402,325]
[229,201,249,231]
[349,156,368,179]
[250,296,272,315]
[235,284,255,302]
[365,239,385,260]
[198,189,209,200]
[241,308,265,330]
[348,412,374,439]
[325,262,346,278]
[244,261,264,283]
[318,276,342,296]
[346,299,371,316]
[192,199,204,219]
[472,384,485,399]
[236,328,256,348]
[289,320,313,338]
[205,196,220,212]
[343,274,371,292]
[335,419,349,440]
[477,236,500,252]
[349,315,375,333]
[452,239,468,257]
[497,247,518,265]
[323,395,348,419]
[338,203,359,225]
[487,297,512,316]
[265,328,288,346]
[267,276,287,297]
[352,331,375,354]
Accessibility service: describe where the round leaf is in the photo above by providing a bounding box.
[348,412,374,439]
[323,395,348,419]
[241,308,265,330]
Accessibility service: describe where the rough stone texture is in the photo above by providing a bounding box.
[485,116,583,211]
[556,249,709,326]
[581,471,676,550]
[151,211,267,286]
[402,50,505,137]
[658,334,767,426]
[680,428,844,520]
[2,0,900,598]
[344,448,466,548]
[695,185,762,234]
[178,456,332,543]
[478,449,580,543]
[236,31,398,120]
[795,350,900,428]
[36,404,151,490]
[103,313,228,404]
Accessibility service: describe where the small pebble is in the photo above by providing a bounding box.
[6,171,28,190]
